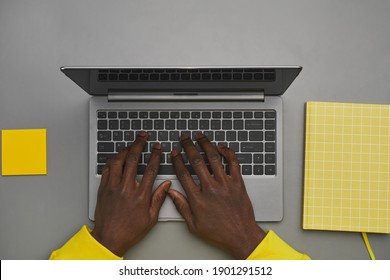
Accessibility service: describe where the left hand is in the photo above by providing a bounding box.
[91,131,171,257]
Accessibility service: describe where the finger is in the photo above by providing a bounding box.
[149,180,171,223]
[107,148,130,186]
[99,159,111,187]
[140,143,163,193]
[196,133,226,181]
[170,148,198,196]
[180,133,213,186]
[217,143,241,179]
[167,189,195,230]
[122,131,148,186]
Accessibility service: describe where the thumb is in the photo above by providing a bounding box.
[150,180,171,222]
[168,189,194,230]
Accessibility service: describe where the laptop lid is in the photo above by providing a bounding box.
[61,66,302,98]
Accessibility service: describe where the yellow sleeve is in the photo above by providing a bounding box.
[49,225,123,260]
[246,230,311,260]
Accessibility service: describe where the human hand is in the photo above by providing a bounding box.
[91,131,171,257]
[168,133,266,259]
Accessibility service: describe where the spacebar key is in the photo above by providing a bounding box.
[159,165,176,175]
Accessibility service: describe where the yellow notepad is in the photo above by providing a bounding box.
[303,102,389,233]
[1,128,47,176]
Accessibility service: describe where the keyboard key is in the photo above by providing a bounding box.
[158,131,168,141]
[265,111,276,118]
[238,131,248,141]
[265,165,275,175]
[199,120,209,130]
[169,131,180,141]
[242,165,252,175]
[203,131,214,141]
[97,111,107,118]
[244,112,253,118]
[233,112,242,118]
[265,120,276,130]
[241,142,263,152]
[108,112,117,118]
[159,165,176,175]
[245,120,263,130]
[116,142,126,152]
[129,112,138,118]
[223,112,232,118]
[97,120,108,130]
[120,120,130,130]
[265,142,275,152]
[98,131,111,141]
[98,142,114,152]
[177,120,187,130]
[236,153,252,164]
[233,120,244,130]
[211,120,221,130]
[170,112,180,118]
[131,120,141,129]
[113,131,123,141]
[109,120,119,130]
[154,120,164,129]
[226,131,236,141]
[265,154,275,163]
[222,120,232,130]
[265,131,275,141]
[188,120,198,130]
[139,112,148,118]
[165,120,175,130]
[97,153,116,163]
[180,112,190,119]
[254,112,263,118]
[254,165,263,175]
[147,131,157,141]
[215,131,225,141]
[253,154,263,163]
[161,142,171,152]
[118,112,127,118]
[143,120,153,130]
[202,112,211,118]
[124,131,134,141]
[97,164,105,174]
[249,131,263,141]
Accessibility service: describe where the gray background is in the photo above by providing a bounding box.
[0,0,389,260]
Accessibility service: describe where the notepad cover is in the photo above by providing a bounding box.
[303,102,389,233]
[1,129,47,176]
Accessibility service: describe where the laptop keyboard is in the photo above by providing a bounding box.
[96,110,276,176]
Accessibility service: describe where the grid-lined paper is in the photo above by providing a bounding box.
[303,102,390,233]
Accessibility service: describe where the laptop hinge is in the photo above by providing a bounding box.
[107,93,265,102]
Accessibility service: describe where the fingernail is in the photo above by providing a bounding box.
[195,132,204,139]
[171,148,179,156]
[138,131,147,137]
[152,143,162,150]
[180,133,190,141]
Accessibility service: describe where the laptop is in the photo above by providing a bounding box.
[61,66,302,221]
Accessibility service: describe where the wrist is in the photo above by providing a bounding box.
[91,228,125,257]
[229,224,266,259]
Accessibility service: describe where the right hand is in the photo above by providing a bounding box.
[168,133,266,259]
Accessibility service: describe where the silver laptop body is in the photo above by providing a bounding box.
[61,66,302,222]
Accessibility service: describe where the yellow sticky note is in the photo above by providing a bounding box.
[2,129,47,176]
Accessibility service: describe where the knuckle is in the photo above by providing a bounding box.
[191,155,204,166]
[145,165,159,176]
[208,153,220,162]
[126,153,139,164]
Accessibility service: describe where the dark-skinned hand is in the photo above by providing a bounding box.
[91,131,171,257]
[168,133,266,259]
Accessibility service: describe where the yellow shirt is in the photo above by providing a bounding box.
[50,225,310,260]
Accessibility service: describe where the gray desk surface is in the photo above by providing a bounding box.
[0,0,389,260]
